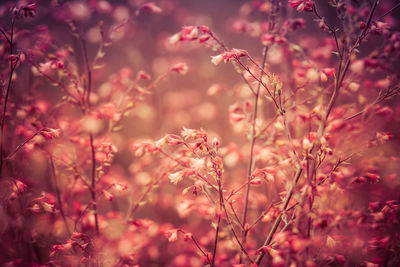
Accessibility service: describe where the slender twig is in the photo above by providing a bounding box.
[49,156,71,235]
[191,235,212,265]
[77,26,100,235]
[89,134,99,235]
[242,45,269,243]
[4,129,44,160]
[0,18,16,174]
[211,212,221,266]
[211,156,224,266]
[375,1,400,21]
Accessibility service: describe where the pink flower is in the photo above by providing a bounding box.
[261,33,275,46]
[137,70,151,80]
[165,229,178,242]
[199,25,210,33]
[103,190,113,201]
[322,68,335,76]
[50,240,75,257]
[211,51,234,65]
[13,179,27,195]
[41,128,61,139]
[230,48,248,58]
[21,3,37,17]
[138,2,162,14]
[181,127,207,140]
[168,171,184,184]
[211,54,223,65]
[170,62,189,75]
[320,72,328,82]
[169,32,181,45]
[288,0,314,12]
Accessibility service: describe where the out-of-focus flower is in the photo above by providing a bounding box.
[50,240,75,257]
[211,54,223,65]
[103,190,114,201]
[137,2,162,15]
[169,32,181,45]
[181,127,207,140]
[21,3,37,17]
[170,62,188,75]
[289,0,314,12]
[168,171,184,184]
[41,128,61,139]
[165,229,178,242]
[137,70,151,80]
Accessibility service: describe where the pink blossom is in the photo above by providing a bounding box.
[170,62,189,75]
[165,229,178,242]
[137,2,162,14]
[41,128,61,139]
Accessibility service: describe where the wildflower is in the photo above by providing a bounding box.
[168,171,184,184]
[212,137,220,147]
[231,48,248,58]
[7,54,19,65]
[181,127,207,140]
[289,0,314,12]
[261,33,275,46]
[348,82,360,92]
[137,2,162,15]
[138,70,151,80]
[181,26,198,40]
[322,68,335,76]
[183,232,193,241]
[166,134,184,145]
[50,240,75,257]
[320,72,328,82]
[41,128,61,139]
[165,229,178,242]
[103,190,113,201]
[170,62,189,75]
[169,32,181,45]
[14,179,27,194]
[211,54,223,65]
[375,106,393,117]
[21,3,37,17]
[199,35,210,43]
[375,132,392,144]
[199,25,210,33]
[114,183,128,191]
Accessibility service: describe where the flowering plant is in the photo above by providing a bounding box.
[0,0,399,266]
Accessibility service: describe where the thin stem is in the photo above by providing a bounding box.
[191,235,212,265]
[211,213,221,266]
[49,156,71,235]
[89,134,99,235]
[255,168,303,264]
[79,33,92,107]
[78,27,100,236]
[4,129,43,160]
[375,1,400,21]
[242,45,269,240]
[0,18,15,174]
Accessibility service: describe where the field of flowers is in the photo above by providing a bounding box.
[0,0,399,266]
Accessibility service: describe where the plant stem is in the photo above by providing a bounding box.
[0,18,15,175]
[211,213,221,266]
[242,46,268,240]
[50,156,71,235]
[79,30,99,235]
[90,133,99,235]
